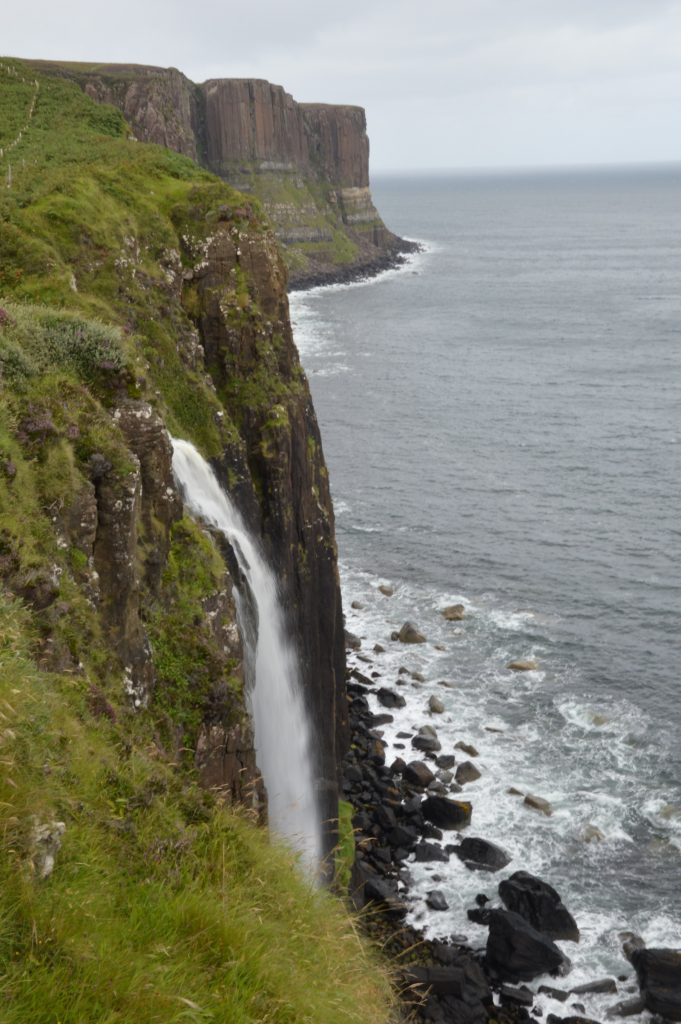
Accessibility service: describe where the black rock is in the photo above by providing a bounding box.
[387,824,419,850]
[455,836,511,873]
[412,734,442,753]
[500,984,535,1008]
[402,954,492,1024]
[486,910,571,982]
[538,986,569,1003]
[377,687,406,709]
[571,979,617,996]
[423,824,444,841]
[422,795,473,830]
[350,668,373,686]
[467,906,492,926]
[374,805,397,830]
[605,997,645,1018]
[427,889,449,911]
[363,873,408,918]
[499,871,580,942]
[546,1017,600,1024]
[371,713,395,726]
[389,757,407,776]
[403,760,436,788]
[631,947,681,1021]
[414,841,449,863]
[396,731,413,739]
[345,765,363,784]
[436,754,457,770]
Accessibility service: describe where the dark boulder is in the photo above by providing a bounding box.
[422,796,472,830]
[414,841,449,863]
[499,871,580,942]
[376,687,406,709]
[402,954,492,1024]
[387,824,419,850]
[456,761,482,785]
[362,873,408,918]
[403,760,436,788]
[500,984,534,1008]
[398,621,427,644]
[486,909,571,982]
[631,947,681,1021]
[455,836,511,872]
[571,978,617,995]
[426,890,449,911]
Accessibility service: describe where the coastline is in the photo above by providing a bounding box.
[287,237,422,293]
[289,221,681,1024]
[340,592,658,1024]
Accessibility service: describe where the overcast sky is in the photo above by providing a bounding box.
[5,1,681,170]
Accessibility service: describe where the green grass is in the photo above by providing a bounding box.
[0,593,394,1024]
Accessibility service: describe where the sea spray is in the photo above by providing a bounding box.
[170,438,321,873]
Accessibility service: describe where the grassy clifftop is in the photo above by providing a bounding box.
[0,59,393,1023]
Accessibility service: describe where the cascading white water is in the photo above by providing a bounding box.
[170,438,321,873]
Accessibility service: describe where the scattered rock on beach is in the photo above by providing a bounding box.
[523,793,553,816]
[377,687,406,709]
[429,695,445,714]
[486,909,571,982]
[422,795,472,830]
[345,630,362,650]
[455,836,511,873]
[442,603,466,621]
[426,890,450,911]
[630,947,681,1021]
[412,725,442,753]
[403,761,436,788]
[456,761,482,785]
[455,741,479,758]
[507,659,538,672]
[580,823,605,843]
[398,621,427,644]
[499,871,580,942]
[378,584,394,596]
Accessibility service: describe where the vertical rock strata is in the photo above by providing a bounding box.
[31,61,415,286]
[184,218,348,851]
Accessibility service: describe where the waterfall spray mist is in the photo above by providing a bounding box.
[171,438,321,873]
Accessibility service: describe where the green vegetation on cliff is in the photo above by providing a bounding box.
[0,60,390,1023]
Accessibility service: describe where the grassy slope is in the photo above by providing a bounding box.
[0,59,393,1023]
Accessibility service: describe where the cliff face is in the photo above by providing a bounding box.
[30,60,414,287]
[0,65,346,856]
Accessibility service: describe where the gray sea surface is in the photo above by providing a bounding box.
[289,165,681,1012]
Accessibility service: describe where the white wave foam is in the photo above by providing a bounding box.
[289,237,435,300]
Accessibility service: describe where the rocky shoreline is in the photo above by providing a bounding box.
[288,238,422,292]
[340,617,681,1024]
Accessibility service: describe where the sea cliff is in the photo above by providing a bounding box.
[0,58,392,1022]
[27,60,416,287]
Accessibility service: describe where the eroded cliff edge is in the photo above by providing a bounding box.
[28,60,416,288]
[0,62,346,855]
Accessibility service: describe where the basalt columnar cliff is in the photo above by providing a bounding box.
[27,60,416,288]
[0,59,394,1021]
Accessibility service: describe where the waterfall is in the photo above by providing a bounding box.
[170,438,321,873]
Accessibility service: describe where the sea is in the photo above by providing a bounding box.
[289,165,681,1017]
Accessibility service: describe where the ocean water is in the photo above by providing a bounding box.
[289,165,681,1015]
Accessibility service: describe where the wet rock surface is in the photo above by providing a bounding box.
[499,871,580,942]
[339,627,657,1024]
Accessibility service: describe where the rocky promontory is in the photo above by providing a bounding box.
[27,60,416,287]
